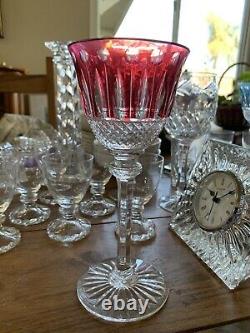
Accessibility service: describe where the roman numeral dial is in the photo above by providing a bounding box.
[193,171,242,231]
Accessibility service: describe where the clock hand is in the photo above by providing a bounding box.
[211,191,223,204]
[217,190,235,199]
[208,189,215,197]
[205,200,215,218]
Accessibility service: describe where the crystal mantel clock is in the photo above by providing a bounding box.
[170,139,250,290]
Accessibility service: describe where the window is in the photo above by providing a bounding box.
[178,0,245,95]
[115,0,174,42]
[116,0,246,95]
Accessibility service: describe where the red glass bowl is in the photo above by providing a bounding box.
[68,38,189,121]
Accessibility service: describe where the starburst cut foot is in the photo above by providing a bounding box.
[77,258,169,322]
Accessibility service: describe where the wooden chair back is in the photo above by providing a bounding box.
[0,57,56,127]
[0,64,28,117]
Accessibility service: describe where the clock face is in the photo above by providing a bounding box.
[193,171,242,231]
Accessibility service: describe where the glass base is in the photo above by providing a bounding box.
[115,219,156,243]
[47,218,91,244]
[159,195,179,213]
[9,204,50,226]
[0,226,21,254]
[80,197,116,217]
[77,258,169,323]
[39,189,57,205]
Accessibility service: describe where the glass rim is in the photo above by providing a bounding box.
[140,152,164,162]
[183,71,217,77]
[68,37,190,54]
[41,151,94,162]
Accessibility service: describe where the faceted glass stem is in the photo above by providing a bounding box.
[132,199,145,229]
[90,182,105,201]
[59,205,77,220]
[110,154,141,271]
[171,138,192,195]
[45,41,83,145]
[20,191,38,205]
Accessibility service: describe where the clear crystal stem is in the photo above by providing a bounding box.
[59,205,76,220]
[110,154,141,271]
[132,198,145,231]
[171,138,191,194]
[90,183,105,196]
[20,192,38,205]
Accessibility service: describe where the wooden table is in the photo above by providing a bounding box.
[1,175,250,333]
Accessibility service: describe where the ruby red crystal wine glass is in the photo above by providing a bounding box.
[69,38,189,322]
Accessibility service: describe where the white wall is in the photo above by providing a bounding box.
[0,0,90,74]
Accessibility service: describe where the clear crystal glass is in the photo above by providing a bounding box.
[45,41,83,145]
[160,72,218,212]
[116,153,164,242]
[145,137,162,154]
[80,140,115,217]
[26,127,60,206]
[69,38,189,322]
[107,139,162,203]
[9,137,50,226]
[41,149,93,244]
[0,144,21,253]
[239,81,250,124]
[239,82,250,150]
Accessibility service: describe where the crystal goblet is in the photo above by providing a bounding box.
[80,140,115,217]
[9,137,50,226]
[0,144,21,253]
[41,149,93,244]
[160,72,217,212]
[69,37,189,322]
[116,153,164,242]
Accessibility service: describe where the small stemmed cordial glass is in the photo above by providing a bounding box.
[0,144,21,253]
[41,148,93,244]
[26,127,61,206]
[9,137,50,226]
[80,140,115,217]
